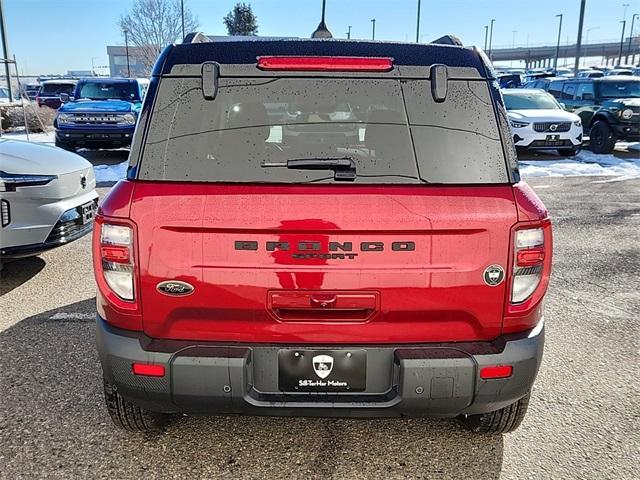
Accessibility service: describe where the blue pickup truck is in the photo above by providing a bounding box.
[54,78,149,151]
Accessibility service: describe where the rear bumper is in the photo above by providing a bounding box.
[97,316,544,418]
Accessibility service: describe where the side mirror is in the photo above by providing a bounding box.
[59,93,70,103]
[559,102,566,110]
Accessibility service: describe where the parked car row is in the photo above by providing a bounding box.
[505,76,640,154]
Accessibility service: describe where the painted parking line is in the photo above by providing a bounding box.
[49,312,94,320]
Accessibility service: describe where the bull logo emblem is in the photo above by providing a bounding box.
[312,355,334,379]
[483,265,505,286]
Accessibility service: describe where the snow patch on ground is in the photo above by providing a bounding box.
[2,129,55,144]
[93,161,129,184]
[520,147,640,181]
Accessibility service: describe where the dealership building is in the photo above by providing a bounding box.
[106,45,148,78]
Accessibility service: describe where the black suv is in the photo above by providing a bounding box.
[554,77,640,153]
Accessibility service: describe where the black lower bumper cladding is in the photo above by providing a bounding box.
[97,316,544,418]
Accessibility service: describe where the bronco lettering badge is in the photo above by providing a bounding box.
[156,280,195,296]
[234,240,415,260]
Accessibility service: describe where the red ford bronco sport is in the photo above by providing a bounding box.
[93,35,552,434]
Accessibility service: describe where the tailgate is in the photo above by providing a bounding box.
[130,183,517,343]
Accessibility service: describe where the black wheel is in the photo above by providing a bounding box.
[558,147,579,157]
[103,379,169,433]
[459,392,530,434]
[589,121,616,154]
[55,139,76,152]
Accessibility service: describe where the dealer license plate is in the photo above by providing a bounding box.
[278,349,366,392]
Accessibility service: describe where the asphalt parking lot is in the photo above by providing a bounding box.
[1,173,639,479]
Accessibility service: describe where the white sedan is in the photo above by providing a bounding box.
[0,139,98,263]
[503,89,583,156]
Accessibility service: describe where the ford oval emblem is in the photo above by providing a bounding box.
[156,280,194,296]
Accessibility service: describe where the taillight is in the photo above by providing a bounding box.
[511,227,545,304]
[100,223,135,301]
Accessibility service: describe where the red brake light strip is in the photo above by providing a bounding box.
[257,56,394,72]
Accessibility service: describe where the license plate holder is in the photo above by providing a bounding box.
[80,201,96,224]
[278,349,366,392]
[545,134,561,145]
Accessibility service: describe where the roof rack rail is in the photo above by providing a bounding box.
[430,35,463,46]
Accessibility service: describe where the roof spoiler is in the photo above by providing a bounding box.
[429,35,463,46]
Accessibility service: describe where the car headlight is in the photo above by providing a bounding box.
[120,113,136,125]
[620,108,634,120]
[510,120,529,128]
[57,113,73,125]
[0,170,57,192]
[573,119,582,127]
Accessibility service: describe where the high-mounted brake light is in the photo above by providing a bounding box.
[100,223,135,301]
[257,56,394,72]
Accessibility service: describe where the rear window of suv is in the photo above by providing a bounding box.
[39,83,75,96]
[137,74,510,184]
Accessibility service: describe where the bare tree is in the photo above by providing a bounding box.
[119,0,198,74]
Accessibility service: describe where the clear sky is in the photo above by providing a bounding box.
[3,0,637,75]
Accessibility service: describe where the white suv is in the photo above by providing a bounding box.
[503,89,583,156]
[0,140,98,263]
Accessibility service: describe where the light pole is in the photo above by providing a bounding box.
[415,0,421,43]
[584,27,599,67]
[346,25,352,39]
[371,18,376,40]
[311,0,332,38]
[628,14,638,60]
[554,14,563,71]
[181,0,185,40]
[511,30,516,67]
[584,26,599,44]
[123,28,131,78]
[618,20,626,65]
[622,3,630,21]
[483,25,488,51]
[574,0,586,77]
[488,19,495,61]
[0,0,13,102]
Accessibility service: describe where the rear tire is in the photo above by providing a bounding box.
[558,147,579,157]
[459,392,531,434]
[103,379,169,433]
[589,121,616,154]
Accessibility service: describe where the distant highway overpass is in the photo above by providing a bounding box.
[489,37,639,68]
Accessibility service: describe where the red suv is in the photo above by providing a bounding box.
[94,36,552,434]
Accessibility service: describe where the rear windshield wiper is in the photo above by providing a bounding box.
[261,157,357,181]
